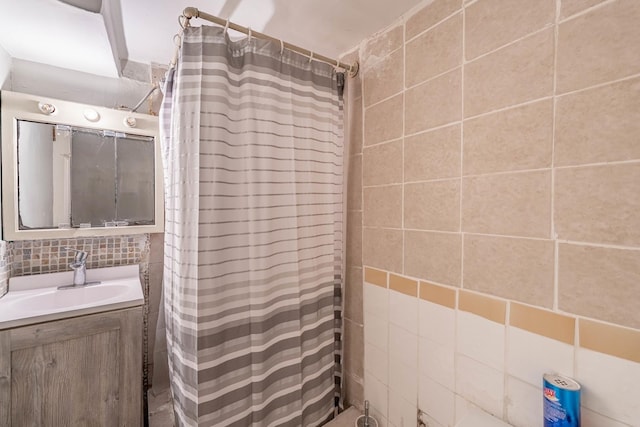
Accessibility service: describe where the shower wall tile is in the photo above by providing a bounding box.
[364,48,404,107]
[344,319,365,379]
[404,230,461,287]
[418,292,456,344]
[464,0,554,60]
[554,163,640,246]
[405,13,462,87]
[363,185,402,228]
[405,0,462,40]
[349,99,363,155]
[404,180,460,231]
[554,77,640,167]
[505,376,542,427]
[419,374,455,426]
[458,290,506,325]
[576,347,640,425]
[389,273,418,297]
[345,267,364,324]
[149,233,164,264]
[389,287,418,336]
[388,321,418,369]
[344,374,364,411]
[364,267,388,288]
[405,68,461,134]
[388,348,418,402]
[419,281,456,309]
[558,243,640,329]
[419,336,455,390]
[346,211,363,267]
[364,371,389,425]
[404,124,461,182]
[557,0,640,93]
[462,170,552,238]
[560,0,607,19]
[455,354,505,417]
[463,99,553,175]
[365,341,388,385]
[347,154,362,210]
[463,234,554,308]
[506,327,574,387]
[510,302,576,345]
[579,318,640,364]
[363,139,402,186]
[362,25,403,68]
[362,227,403,273]
[356,0,640,423]
[457,310,505,371]
[364,94,403,145]
[388,392,416,427]
[464,28,554,117]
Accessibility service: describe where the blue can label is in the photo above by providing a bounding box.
[543,374,580,427]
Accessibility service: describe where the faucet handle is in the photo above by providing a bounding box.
[64,247,88,263]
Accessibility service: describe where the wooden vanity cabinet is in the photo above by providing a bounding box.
[0,307,142,426]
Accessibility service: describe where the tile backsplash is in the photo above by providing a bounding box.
[10,235,148,277]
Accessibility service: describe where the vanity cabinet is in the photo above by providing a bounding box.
[0,307,142,426]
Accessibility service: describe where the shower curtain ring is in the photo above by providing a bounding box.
[248,27,252,42]
[224,19,230,34]
[178,14,190,29]
[309,52,314,63]
[280,39,285,55]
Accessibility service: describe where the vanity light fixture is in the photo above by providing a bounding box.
[38,102,56,115]
[83,108,100,122]
[124,116,137,128]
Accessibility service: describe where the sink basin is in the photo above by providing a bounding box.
[18,283,132,313]
[0,265,143,330]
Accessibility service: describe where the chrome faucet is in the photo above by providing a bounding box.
[58,248,94,290]
[69,249,88,286]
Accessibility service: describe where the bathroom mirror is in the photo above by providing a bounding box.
[1,91,163,240]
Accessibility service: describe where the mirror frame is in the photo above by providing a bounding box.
[1,90,164,240]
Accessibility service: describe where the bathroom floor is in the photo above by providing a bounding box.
[147,391,360,427]
[148,388,175,427]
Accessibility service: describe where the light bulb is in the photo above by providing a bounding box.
[124,116,137,128]
[38,102,56,115]
[83,108,100,122]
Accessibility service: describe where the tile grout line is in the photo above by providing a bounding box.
[401,19,407,279]
[552,0,560,312]
[455,3,466,419]
[459,2,466,292]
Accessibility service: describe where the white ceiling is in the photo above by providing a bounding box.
[0,0,426,78]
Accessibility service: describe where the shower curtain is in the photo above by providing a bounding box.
[160,26,345,427]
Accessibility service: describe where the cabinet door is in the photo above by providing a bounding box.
[0,308,142,427]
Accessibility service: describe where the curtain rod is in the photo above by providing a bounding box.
[180,7,359,77]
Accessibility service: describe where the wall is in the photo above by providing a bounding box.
[7,58,156,110]
[0,44,10,89]
[355,0,640,425]
[343,48,365,409]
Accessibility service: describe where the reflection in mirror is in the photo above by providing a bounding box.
[17,120,155,229]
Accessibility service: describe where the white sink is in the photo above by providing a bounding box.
[0,265,143,330]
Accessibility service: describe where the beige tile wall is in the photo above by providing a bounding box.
[357,0,640,331]
[344,48,365,410]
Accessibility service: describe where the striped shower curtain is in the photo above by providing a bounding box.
[160,26,345,426]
